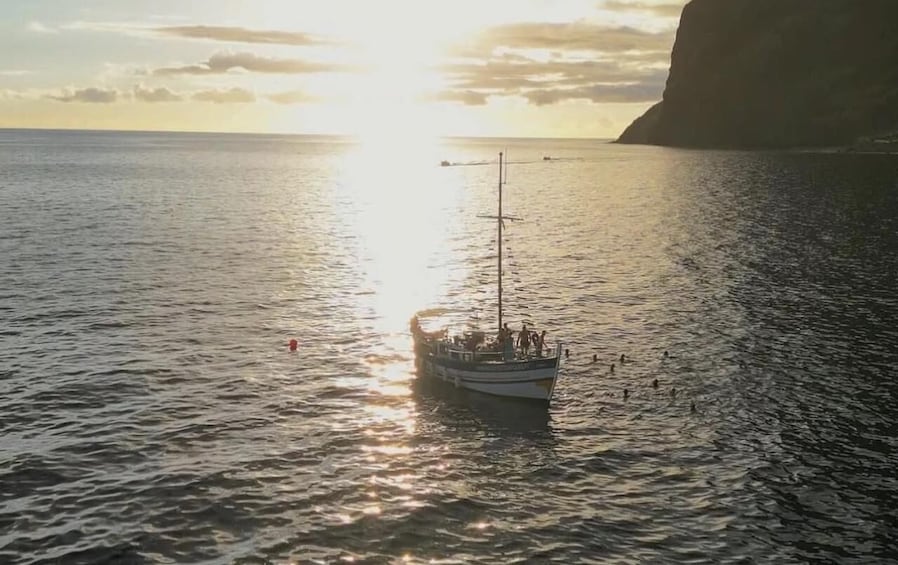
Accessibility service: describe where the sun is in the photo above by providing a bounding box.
[241,0,499,138]
[341,19,449,140]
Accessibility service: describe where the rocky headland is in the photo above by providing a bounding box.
[616,0,898,150]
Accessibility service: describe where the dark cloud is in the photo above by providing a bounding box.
[152,25,332,46]
[154,51,348,76]
[603,1,685,19]
[133,85,181,102]
[461,22,675,55]
[192,87,255,103]
[266,90,320,104]
[48,87,118,103]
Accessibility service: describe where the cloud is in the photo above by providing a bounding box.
[462,22,675,55]
[48,87,118,103]
[133,85,181,102]
[192,87,255,104]
[1,89,27,100]
[14,83,314,105]
[440,57,668,90]
[154,51,347,75]
[152,25,331,46]
[61,21,116,31]
[421,90,490,106]
[429,53,670,106]
[59,21,335,47]
[266,90,320,104]
[27,21,57,33]
[603,1,686,18]
[440,22,673,106]
[522,80,667,105]
[0,70,34,77]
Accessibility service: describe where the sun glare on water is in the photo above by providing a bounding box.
[339,133,463,333]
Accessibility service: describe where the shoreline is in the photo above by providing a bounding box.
[842,139,898,155]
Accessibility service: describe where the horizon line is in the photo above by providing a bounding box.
[0,126,616,143]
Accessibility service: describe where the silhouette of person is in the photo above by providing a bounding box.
[535,330,547,357]
[502,323,515,360]
[518,323,531,356]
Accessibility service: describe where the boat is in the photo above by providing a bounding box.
[410,152,563,403]
[440,160,451,167]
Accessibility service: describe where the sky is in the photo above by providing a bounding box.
[0,0,688,138]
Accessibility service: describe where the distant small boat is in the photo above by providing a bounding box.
[542,155,551,160]
[440,160,451,167]
[411,152,563,404]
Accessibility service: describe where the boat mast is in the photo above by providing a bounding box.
[498,152,504,332]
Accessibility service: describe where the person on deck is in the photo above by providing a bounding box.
[534,330,546,357]
[502,323,515,360]
[518,323,531,357]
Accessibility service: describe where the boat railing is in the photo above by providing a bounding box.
[438,340,559,362]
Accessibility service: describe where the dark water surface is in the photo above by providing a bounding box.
[2,129,898,564]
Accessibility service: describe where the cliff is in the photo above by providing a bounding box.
[617,0,898,149]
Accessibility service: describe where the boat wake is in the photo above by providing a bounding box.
[440,157,583,168]
[439,160,490,167]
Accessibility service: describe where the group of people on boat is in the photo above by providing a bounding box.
[497,322,547,360]
[410,315,549,362]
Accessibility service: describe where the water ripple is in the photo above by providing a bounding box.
[2,131,897,563]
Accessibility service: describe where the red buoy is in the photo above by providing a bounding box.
[289,339,298,352]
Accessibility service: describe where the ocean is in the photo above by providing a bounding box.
[2,128,897,564]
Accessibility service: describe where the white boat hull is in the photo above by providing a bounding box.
[420,358,559,401]
[413,336,562,402]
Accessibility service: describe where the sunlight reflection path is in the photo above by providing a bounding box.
[324,135,472,541]
[338,136,467,335]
